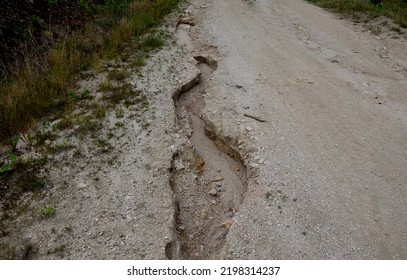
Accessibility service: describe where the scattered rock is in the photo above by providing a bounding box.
[170,144,179,156]
[212,182,223,192]
[246,126,253,132]
[211,175,223,182]
[178,17,195,26]
[208,188,218,196]
[222,219,234,230]
[194,154,205,175]
[174,160,185,171]
[249,163,259,168]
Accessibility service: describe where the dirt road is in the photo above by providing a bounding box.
[2,0,406,260]
[178,0,407,259]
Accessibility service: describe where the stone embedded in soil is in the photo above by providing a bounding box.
[170,144,179,156]
[174,160,185,171]
[222,219,234,230]
[208,188,218,196]
[211,176,223,182]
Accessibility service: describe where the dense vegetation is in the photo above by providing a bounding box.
[306,0,407,27]
[0,0,181,139]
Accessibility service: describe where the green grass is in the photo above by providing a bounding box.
[0,0,183,139]
[143,34,165,50]
[69,89,93,102]
[56,116,73,130]
[306,0,407,27]
[132,56,146,67]
[107,69,130,81]
[98,81,115,92]
[76,115,102,136]
[41,205,55,218]
[91,104,108,119]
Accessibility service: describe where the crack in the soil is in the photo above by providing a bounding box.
[167,22,249,259]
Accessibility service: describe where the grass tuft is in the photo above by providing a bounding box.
[143,34,165,50]
[41,206,55,218]
[107,69,130,81]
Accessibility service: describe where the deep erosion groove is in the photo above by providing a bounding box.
[170,41,248,258]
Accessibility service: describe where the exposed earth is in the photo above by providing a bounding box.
[1,0,406,259]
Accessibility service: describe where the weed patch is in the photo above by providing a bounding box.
[92,104,108,119]
[41,205,55,218]
[56,117,73,130]
[143,34,165,50]
[107,69,130,81]
[76,115,102,136]
[70,89,93,102]
[98,81,115,92]
[101,82,142,105]
[96,138,113,153]
[132,56,146,67]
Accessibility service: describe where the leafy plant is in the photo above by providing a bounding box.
[30,15,41,25]
[0,163,11,175]
[7,135,20,152]
[47,0,58,6]
[0,153,18,175]
[70,89,92,102]
[41,121,57,133]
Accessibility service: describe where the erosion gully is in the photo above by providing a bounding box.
[166,22,248,259]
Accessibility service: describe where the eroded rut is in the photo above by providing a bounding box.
[168,22,248,260]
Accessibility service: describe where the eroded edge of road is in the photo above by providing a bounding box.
[165,13,255,259]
